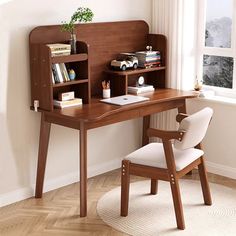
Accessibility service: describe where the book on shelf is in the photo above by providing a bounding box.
[51,71,55,84]
[128,84,154,94]
[52,63,70,83]
[52,63,74,84]
[52,64,60,83]
[47,43,71,51]
[55,64,64,82]
[59,63,70,82]
[47,43,71,57]
[53,98,83,108]
[51,51,71,57]
[138,61,161,68]
[135,50,161,68]
[135,50,160,56]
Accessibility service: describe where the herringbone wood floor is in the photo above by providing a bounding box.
[1,169,236,236]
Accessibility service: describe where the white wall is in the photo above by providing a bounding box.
[0,0,152,206]
[187,99,236,179]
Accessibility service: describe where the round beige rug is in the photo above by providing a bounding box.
[97,180,236,236]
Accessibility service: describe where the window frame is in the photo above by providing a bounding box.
[197,0,236,98]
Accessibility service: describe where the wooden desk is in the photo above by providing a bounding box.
[29,20,197,217]
[35,89,197,217]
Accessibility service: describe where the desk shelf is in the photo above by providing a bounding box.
[29,22,167,110]
[30,41,90,111]
[105,66,166,96]
[52,79,89,88]
[104,66,166,76]
[51,53,88,64]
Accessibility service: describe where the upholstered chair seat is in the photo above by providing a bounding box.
[125,143,204,171]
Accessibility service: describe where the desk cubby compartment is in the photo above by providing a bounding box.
[53,82,90,104]
[30,41,90,111]
[104,33,167,96]
[105,66,166,96]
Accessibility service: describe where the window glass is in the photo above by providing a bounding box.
[203,55,233,88]
[205,0,233,48]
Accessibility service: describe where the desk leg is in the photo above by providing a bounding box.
[142,115,151,146]
[35,113,51,198]
[79,122,87,217]
[178,100,186,114]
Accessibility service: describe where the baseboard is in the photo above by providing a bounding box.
[0,187,34,208]
[2,160,235,207]
[206,161,236,180]
[0,159,121,208]
[88,158,121,178]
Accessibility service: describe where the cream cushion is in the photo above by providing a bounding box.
[174,107,213,150]
[125,143,204,171]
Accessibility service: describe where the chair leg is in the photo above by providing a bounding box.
[150,179,158,195]
[198,157,212,205]
[170,179,185,230]
[163,140,185,229]
[120,160,130,217]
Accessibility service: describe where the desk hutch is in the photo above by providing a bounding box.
[29,20,197,217]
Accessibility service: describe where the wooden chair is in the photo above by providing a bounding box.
[120,107,213,230]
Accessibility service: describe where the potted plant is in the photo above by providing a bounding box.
[61,7,94,54]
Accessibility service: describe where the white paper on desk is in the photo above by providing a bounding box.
[100,94,150,106]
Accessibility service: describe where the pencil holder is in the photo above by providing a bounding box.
[103,89,111,99]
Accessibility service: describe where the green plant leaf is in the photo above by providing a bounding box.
[61,7,94,34]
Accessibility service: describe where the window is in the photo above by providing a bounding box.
[197,0,236,97]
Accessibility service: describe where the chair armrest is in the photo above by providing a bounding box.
[147,128,185,141]
[176,113,188,123]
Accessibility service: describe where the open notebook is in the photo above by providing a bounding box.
[100,94,150,106]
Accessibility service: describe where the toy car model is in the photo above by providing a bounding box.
[111,54,138,71]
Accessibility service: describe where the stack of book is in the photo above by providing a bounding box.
[53,98,83,108]
[47,43,71,57]
[128,84,154,94]
[135,51,161,68]
[51,63,71,84]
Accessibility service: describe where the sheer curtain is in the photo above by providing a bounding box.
[150,0,198,132]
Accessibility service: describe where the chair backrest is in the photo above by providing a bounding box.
[174,107,213,150]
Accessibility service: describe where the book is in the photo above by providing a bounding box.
[55,63,64,83]
[47,44,71,57]
[51,71,55,84]
[128,85,154,94]
[135,50,160,56]
[51,50,71,57]
[59,63,70,82]
[138,61,161,68]
[47,43,71,52]
[136,55,161,61]
[52,64,60,83]
[135,51,161,68]
[53,98,83,108]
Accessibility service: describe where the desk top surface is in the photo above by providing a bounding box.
[44,89,198,123]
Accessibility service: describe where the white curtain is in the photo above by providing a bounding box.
[150,0,198,134]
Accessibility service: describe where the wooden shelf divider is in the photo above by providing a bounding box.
[29,41,90,110]
[51,53,88,64]
[104,66,166,76]
[52,79,89,88]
